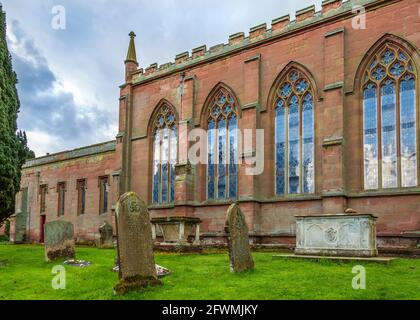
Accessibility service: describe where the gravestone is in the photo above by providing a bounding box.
[225,203,254,273]
[114,192,161,295]
[98,221,114,248]
[44,220,75,262]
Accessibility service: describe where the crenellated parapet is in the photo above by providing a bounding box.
[127,0,376,84]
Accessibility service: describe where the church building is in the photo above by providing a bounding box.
[10,0,420,251]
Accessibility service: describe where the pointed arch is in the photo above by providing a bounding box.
[149,99,179,205]
[200,82,241,128]
[202,82,239,200]
[352,33,419,93]
[357,34,419,190]
[147,98,179,137]
[267,61,321,110]
[269,62,317,196]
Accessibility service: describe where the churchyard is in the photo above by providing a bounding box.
[1,192,419,300]
[0,243,419,300]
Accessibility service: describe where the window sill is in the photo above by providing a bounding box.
[260,194,322,203]
[148,204,175,210]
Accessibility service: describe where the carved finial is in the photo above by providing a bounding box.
[125,31,138,65]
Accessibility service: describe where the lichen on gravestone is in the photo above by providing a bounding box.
[225,203,254,273]
[114,192,161,295]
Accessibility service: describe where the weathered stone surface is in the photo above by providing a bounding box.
[151,216,201,246]
[225,203,254,273]
[114,192,161,295]
[44,221,75,262]
[295,214,378,257]
[98,221,114,248]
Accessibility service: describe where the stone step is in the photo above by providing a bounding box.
[272,254,395,265]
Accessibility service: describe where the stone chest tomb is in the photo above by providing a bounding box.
[295,213,378,257]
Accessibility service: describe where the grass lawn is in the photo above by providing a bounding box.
[0,243,419,300]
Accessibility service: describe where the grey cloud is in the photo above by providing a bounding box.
[9,20,113,151]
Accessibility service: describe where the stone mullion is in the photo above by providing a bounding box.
[225,115,229,199]
[167,130,171,203]
[377,84,383,190]
[285,101,290,195]
[299,96,303,194]
[159,129,163,204]
[396,79,402,189]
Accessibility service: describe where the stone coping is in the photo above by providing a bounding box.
[151,216,202,224]
[295,213,378,219]
[23,140,116,169]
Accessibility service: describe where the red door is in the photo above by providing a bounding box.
[40,215,46,243]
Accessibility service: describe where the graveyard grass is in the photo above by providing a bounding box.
[0,243,419,300]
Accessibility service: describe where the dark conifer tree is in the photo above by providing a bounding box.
[0,6,34,223]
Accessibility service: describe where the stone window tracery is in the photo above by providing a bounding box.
[275,68,315,196]
[207,87,238,200]
[152,103,178,204]
[362,44,417,190]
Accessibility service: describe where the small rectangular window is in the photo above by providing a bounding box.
[57,182,66,216]
[77,179,86,215]
[39,185,47,213]
[99,176,109,214]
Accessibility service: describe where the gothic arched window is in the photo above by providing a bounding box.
[207,87,238,200]
[152,104,177,204]
[362,44,417,190]
[275,68,315,195]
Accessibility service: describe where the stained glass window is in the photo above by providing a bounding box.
[207,88,238,200]
[363,45,417,190]
[152,104,177,204]
[275,68,315,196]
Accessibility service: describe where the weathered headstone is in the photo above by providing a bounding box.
[44,220,75,262]
[225,203,254,273]
[114,192,161,295]
[98,221,114,248]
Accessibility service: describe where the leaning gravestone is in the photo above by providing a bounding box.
[98,221,114,248]
[114,192,161,295]
[225,203,254,273]
[44,221,75,262]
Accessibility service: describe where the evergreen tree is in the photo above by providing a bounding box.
[17,130,35,164]
[0,6,33,223]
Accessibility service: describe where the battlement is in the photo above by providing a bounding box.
[130,0,376,84]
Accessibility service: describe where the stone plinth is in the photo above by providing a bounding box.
[151,216,201,246]
[295,214,378,257]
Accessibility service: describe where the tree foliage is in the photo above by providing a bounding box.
[0,6,34,223]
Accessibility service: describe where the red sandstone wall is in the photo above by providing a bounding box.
[126,0,420,242]
[17,0,420,247]
[20,150,117,243]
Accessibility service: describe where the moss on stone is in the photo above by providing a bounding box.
[114,276,162,295]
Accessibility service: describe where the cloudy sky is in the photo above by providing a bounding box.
[2,0,322,157]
